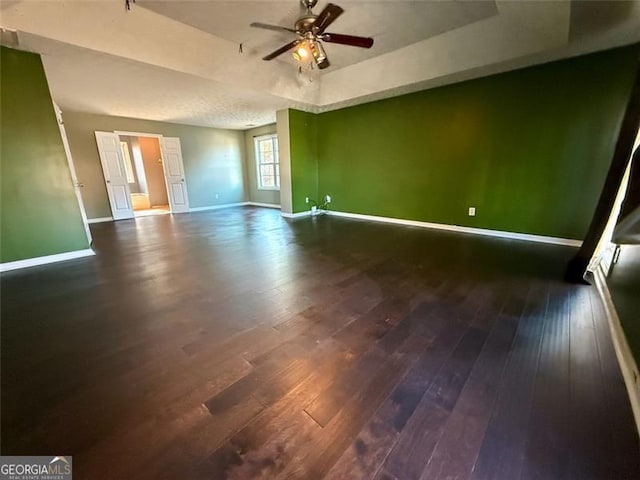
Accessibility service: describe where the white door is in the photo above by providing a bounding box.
[95,131,134,220]
[160,137,190,213]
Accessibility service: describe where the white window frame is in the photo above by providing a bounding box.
[254,134,280,191]
[119,141,136,184]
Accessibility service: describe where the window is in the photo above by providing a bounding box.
[120,141,135,183]
[255,134,279,190]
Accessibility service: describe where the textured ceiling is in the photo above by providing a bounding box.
[1,1,639,129]
[18,32,292,129]
[139,1,499,70]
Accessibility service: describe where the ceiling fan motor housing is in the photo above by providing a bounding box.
[301,0,318,9]
[295,15,318,34]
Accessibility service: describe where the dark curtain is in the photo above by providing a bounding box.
[565,56,640,283]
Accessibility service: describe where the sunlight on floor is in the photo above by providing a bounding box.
[134,205,170,217]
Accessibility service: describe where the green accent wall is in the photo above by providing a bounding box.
[290,45,638,240]
[289,109,318,213]
[0,47,89,263]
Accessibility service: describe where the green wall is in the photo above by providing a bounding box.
[63,112,247,219]
[0,47,89,263]
[289,110,318,213]
[290,45,638,240]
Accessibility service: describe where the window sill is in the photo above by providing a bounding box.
[258,187,280,191]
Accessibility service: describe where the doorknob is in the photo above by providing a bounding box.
[106,180,111,183]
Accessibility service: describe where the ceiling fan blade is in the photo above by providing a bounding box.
[314,3,344,33]
[250,22,297,34]
[262,40,299,61]
[317,57,331,70]
[323,33,373,48]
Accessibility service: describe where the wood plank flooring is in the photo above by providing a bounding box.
[1,207,638,479]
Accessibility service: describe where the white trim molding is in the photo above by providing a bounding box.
[325,210,582,247]
[190,202,249,212]
[247,202,281,209]
[53,102,93,245]
[0,249,95,273]
[114,130,163,138]
[88,217,113,224]
[593,265,640,434]
[281,211,312,219]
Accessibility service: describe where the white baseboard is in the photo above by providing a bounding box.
[325,210,582,247]
[247,202,281,209]
[0,249,95,272]
[594,265,640,435]
[281,211,312,219]
[190,202,249,212]
[88,217,113,224]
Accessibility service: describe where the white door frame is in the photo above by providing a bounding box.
[113,131,190,214]
[114,130,163,139]
[54,102,92,244]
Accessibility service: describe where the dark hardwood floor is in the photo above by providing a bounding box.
[1,207,638,479]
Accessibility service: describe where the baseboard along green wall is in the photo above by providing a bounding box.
[289,45,638,240]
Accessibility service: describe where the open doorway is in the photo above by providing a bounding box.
[118,135,170,217]
[95,130,189,221]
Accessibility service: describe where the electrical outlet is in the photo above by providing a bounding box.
[468,207,476,216]
[305,197,309,203]
[325,194,332,203]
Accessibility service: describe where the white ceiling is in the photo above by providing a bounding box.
[1,1,639,130]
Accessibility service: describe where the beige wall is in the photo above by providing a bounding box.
[276,110,292,215]
[139,137,169,207]
[63,111,247,219]
[244,124,280,206]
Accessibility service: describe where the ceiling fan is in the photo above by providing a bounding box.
[250,0,374,70]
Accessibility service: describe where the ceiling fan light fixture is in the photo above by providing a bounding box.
[292,42,310,61]
[310,40,327,64]
[252,2,373,69]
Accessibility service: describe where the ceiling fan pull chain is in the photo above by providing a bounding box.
[125,0,135,11]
